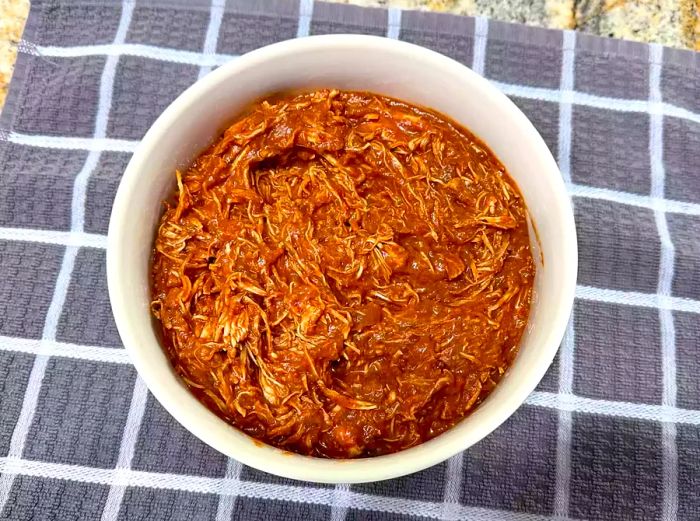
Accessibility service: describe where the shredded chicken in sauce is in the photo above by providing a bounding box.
[151,90,535,458]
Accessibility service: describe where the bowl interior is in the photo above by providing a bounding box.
[108,35,576,483]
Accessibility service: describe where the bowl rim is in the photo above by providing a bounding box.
[107,33,577,483]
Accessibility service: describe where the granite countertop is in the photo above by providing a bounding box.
[0,0,697,112]
[0,0,29,110]
[341,0,698,48]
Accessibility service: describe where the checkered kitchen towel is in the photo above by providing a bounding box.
[1,0,699,519]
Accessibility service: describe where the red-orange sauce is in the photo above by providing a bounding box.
[151,90,535,458]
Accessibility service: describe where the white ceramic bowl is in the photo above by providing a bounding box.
[107,34,577,483]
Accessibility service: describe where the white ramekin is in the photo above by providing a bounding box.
[107,34,577,484]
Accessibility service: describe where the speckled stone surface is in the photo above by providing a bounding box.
[334,0,697,48]
[0,0,697,113]
[0,0,29,110]
[344,0,576,28]
[575,0,697,50]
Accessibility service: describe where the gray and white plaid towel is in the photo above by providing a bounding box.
[1,0,699,519]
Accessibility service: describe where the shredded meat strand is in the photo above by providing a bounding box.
[151,90,535,458]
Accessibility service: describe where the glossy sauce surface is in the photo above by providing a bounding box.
[151,90,535,458]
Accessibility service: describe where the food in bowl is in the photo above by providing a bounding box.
[110,35,577,482]
[150,89,535,458]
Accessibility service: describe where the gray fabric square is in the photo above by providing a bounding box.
[352,460,446,502]
[676,311,700,410]
[15,56,104,138]
[107,57,198,140]
[668,213,700,300]
[311,2,387,37]
[34,1,121,46]
[536,351,559,393]
[240,465,332,489]
[23,357,136,468]
[571,105,651,194]
[0,142,84,231]
[459,405,557,514]
[575,198,661,293]
[232,497,331,521]
[23,358,135,468]
[664,117,700,205]
[485,22,562,88]
[346,511,432,521]
[127,6,208,51]
[117,489,219,521]
[131,394,228,477]
[661,62,700,114]
[574,35,649,99]
[574,300,662,404]
[0,476,109,521]
[0,351,34,457]
[399,11,474,66]
[0,241,63,338]
[84,151,132,235]
[677,424,700,521]
[224,0,299,15]
[570,414,662,521]
[55,248,121,348]
[508,96,559,158]
[216,5,298,56]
